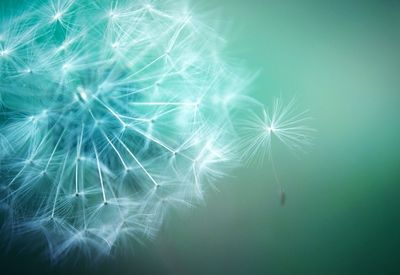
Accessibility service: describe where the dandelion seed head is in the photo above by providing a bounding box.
[0,0,312,262]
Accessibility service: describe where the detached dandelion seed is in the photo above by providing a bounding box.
[237,98,315,205]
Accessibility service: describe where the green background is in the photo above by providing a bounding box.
[2,0,400,274]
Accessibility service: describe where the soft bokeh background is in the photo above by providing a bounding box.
[2,0,400,274]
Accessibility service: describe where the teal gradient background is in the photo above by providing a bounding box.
[1,0,400,274]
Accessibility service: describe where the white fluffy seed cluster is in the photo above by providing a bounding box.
[0,0,313,262]
[0,0,252,260]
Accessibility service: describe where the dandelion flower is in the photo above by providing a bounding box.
[0,0,313,261]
